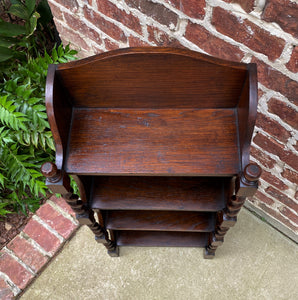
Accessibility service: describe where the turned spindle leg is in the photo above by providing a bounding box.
[41,162,119,257]
[204,163,261,259]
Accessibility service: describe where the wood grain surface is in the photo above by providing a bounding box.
[66,108,239,175]
[116,230,208,247]
[105,210,214,232]
[56,48,247,109]
[91,176,227,211]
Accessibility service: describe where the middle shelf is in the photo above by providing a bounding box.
[91,176,230,212]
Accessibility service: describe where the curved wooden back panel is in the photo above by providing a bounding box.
[56,47,248,109]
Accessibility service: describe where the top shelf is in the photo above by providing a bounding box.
[65,107,240,176]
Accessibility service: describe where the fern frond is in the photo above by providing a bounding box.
[0,95,28,130]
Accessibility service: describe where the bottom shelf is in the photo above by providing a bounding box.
[116,231,208,247]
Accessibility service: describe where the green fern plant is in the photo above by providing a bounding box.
[0,44,77,216]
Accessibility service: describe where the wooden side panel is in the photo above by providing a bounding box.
[57,48,247,109]
[237,64,258,169]
[45,65,73,170]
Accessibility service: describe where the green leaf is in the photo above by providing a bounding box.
[65,44,70,52]
[0,21,26,37]
[0,203,12,216]
[4,78,19,92]
[46,136,55,151]
[58,57,68,63]
[31,131,38,147]
[23,132,31,144]
[26,0,36,16]
[44,51,53,64]
[57,44,64,57]
[51,48,58,62]
[32,104,46,112]
[28,12,40,36]
[28,97,41,105]
[16,85,27,97]
[8,4,30,21]
[0,173,5,186]
[68,49,78,56]
[0,46,13,62]
[64,53,77,61]
[0,36,17,47]
[23,88,35,100]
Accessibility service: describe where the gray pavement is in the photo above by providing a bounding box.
[21,208,298,300]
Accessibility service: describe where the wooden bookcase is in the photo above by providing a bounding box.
[42,47,261,258]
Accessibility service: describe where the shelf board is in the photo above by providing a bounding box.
[105,210,214,232]
[65,108,239,176]
[116,231,208,247]
[91,176,228,211]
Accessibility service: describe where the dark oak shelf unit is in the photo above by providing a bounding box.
[42,47,261,259]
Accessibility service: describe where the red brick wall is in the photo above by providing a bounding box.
[48,0,298,241]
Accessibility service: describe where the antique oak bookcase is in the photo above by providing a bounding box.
[41,47,261,258]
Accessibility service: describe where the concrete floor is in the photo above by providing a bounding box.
[21,208,297,300]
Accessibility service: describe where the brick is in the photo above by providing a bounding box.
[55,22,90,51]
[212,7,285,61]
[262,0,298,38]
[105,38,120,50]
[0,252,33,289]
[266,186,298,212]
[48,2,63,20]
[253,132,298,171]
[252,58,298,104]
[258,89,265,99]
[222,0,255,13]
[49,196,76,218]
[279,206,298,225]
[165,0,205,19]
[7,236,48,273]
[96,0,142,34]
[257,202,298,232]
[36,203,77,239]
[84,7,127,42]
[250,146,275,169]
[147,25,182,47]
[126,0,178,27]
[255,112,291,143]
[286,46,298,73]
[267,98,298,130]
[0,278,14,300]
[281,168,298,185]
[57,0,78,11]
[128,36,150,47]
[254,190,275,206]
[261,170,288,191]
[23,219,62,254]
[234,0,255,13]
[64,12,102,45]
[185,22,244,61]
